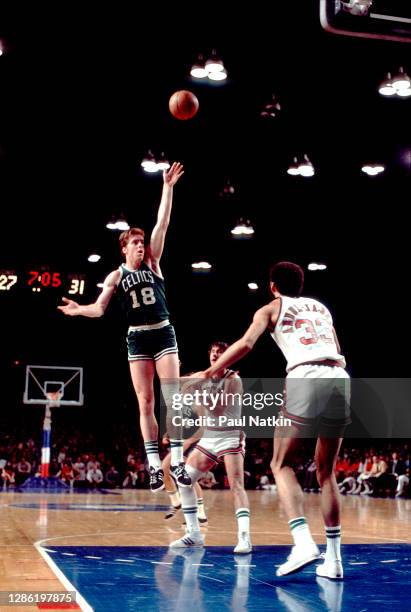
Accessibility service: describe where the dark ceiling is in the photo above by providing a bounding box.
[0,3,410,406]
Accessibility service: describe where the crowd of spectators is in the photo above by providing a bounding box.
[0,416,409,498]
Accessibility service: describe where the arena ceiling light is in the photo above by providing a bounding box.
[141,151,170,173]
[219,177,236,198]
[231,219,255,238]
[361,163,385,175]
[191,49,228,81]
[106,214,130,231]
[248,282,259,291]
[156,152,171,171]
[308,263,327,271]
[260,94,281,119]
[88,254,101,263]
[191,261,212,272]
[190,54,208,79]
[379,69,411,98]
[287,155,315,177]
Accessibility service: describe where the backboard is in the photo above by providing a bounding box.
[320,0,411,42]
[23,365,84,406]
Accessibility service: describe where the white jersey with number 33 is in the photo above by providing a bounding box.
[271,296,346,372]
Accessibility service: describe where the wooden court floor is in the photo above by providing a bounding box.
[0,488,410,611]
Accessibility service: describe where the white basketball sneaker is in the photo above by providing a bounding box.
[234,532,252,554]
[276,542,320,576]
[169,531,204,549]
[316,558,344,580]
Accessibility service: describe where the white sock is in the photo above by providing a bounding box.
[325,525,341,562]
[197,497,207,519]
[179,465,202,532]
[170,440,183,465]
[144,441,161,470]
[288,517,315,547]
[180,485,200,533]
[236,507,250,534]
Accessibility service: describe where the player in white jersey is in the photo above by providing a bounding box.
[192,262,350,579]
[169,342,252,554]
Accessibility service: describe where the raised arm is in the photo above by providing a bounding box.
[148,162,184,271]
[57,269,120,318]
[203,306,274,378]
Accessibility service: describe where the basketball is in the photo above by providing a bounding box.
[169,90,199,120]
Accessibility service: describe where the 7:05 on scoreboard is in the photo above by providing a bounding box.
[0,269,86,295]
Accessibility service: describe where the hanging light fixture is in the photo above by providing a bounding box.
[106,214,130,231]
[299,155,315,177]
[287,157,300,176]
[205,49,224,73]
[231,218,255,238]
[391,67,411,91]
[361,163,385,176]
[308,263,327,271]
[88,254,101,263]
[156,152,171,171]
[191,261,212,273]
[141,150,157,172]
[106,216,118,230]
[190,49,228,81]
[379,69,411,97]
[260,94,281,119]
[378,73,396,96]
[190,54,208,79]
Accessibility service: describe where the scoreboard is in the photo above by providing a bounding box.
[0,267,87,295]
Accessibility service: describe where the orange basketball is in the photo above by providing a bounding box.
[169,90,199,120]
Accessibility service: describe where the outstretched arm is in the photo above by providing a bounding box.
[203,306,273,377]
[57,269,120,318]
[148,162,184,270]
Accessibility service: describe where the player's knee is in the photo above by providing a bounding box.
[271,456,283,476]
[229,477,244,494]
[185,464,203,484]
[316,466,334,485]
[137,394,154,413]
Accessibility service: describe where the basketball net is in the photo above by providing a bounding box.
[46,391,62,406]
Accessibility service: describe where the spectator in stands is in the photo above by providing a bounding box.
[86,463,104,488]
[15,456,31,486]
[105,465,121,489]
[57,461,75,488]
[386,452,407,496]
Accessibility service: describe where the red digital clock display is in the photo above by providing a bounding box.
[0,269,86,295]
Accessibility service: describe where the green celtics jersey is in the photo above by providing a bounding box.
[118,262,170,325]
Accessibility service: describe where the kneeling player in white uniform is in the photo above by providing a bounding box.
[169,342,252,554]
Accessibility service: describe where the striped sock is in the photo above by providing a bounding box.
[180,483,200,532]
[144,440,161,470]
[182,505,200,532]
[197,497,206,519]
[236,507,250,534]
[170,439,183,465]
[325,525,341,562]
[288,516,314,547]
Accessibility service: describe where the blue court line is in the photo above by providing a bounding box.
[10,502,170,511]
[44,544,411,612]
